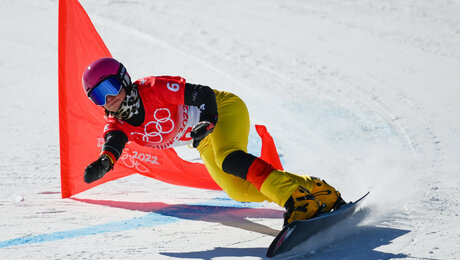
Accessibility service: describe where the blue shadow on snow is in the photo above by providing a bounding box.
[0,197,283,249]
[160,226,411,260]
[0,198,412,260]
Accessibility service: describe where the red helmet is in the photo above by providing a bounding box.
[82,57,131,105]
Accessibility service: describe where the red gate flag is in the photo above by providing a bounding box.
[256,125,284,171]
[58,0,283,198]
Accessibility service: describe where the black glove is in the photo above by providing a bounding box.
[190,121,215,148]
[84,155,113,183]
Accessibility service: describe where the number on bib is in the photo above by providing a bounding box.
[167,82,180,92]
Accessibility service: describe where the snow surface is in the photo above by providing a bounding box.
[1,0,459,259]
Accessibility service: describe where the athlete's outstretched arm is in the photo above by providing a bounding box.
[84,130,128,183]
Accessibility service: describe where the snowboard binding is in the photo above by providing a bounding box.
[283,177,345,227]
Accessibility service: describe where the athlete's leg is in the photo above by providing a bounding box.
[198,90,308,206]
[197,90,343,225]
[198,137,268,202]
[196,90,269,202]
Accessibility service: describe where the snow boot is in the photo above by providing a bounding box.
[310,177,346,213]
[283,186,321,227]
[283,178,345,227]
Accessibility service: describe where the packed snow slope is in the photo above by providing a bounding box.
[1,0,459,259]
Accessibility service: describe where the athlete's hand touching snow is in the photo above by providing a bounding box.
[84,155,113,183]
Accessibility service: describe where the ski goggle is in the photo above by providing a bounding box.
[88,76,123,106]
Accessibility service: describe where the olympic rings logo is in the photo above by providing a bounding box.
[131,108,175,144]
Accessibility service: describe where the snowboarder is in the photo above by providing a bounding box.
[82,57,345,226]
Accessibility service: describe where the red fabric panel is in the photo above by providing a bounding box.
[255,125,284,170]
[59,0,114,198]
[58,0,221,198]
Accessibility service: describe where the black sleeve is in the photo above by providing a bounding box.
[184,83,218,124]
[102,130,128,161]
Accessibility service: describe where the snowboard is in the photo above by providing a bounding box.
[266,192,370,257]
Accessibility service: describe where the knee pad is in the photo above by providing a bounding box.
[222,150,275,190]
[221,150,256,179]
